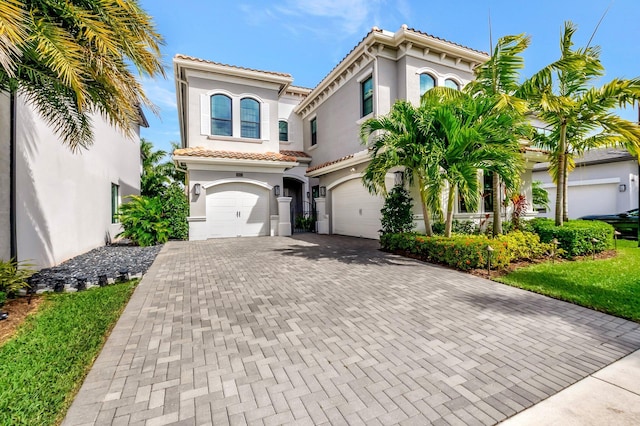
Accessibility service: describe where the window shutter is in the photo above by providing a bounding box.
[200,94,210,135]
[288,121,294,143]
[261,102,270,140]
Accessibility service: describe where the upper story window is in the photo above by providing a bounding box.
[240,98,260,139]
[420,73,436,97]
[279,120,288,142]
[310,117,317,146]
[211,94,232,136]
[445,79,460,90]
[361,76,373,117]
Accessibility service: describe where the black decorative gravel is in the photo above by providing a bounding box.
[31,243,162,290]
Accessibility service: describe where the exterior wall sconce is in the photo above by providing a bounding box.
[193,183,201,195]
[274,185,280,196]
[394,171,404,186]
[619,184,627,192]
[319,186,326,197]
[307,191,310,199]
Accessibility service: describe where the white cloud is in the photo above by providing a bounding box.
[141,78,177,111]
[243,0,411,39]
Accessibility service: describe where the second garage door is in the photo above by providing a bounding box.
[206,183,269,238]
[332,178,386,239]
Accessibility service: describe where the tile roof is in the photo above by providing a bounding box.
[405,27,488,55]
[280,150,311,158]
[174,54,292,78]
[306,153,356,173]
[174,147,297,162]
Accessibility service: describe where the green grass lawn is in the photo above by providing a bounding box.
[0,282,136,425]
[497,239,640,322]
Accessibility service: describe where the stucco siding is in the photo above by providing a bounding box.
[304,59,375,166]
[186,75,281,154]
[0,92,10,260]
[15,95,141,268]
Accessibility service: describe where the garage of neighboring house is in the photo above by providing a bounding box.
[330,175,391,240]
[205,182,270,238]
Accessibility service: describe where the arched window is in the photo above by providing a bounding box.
[445,79,460,90]
[420,73,436,97]
[240,98,260,139]
[279,120,288,142]
[211,94,232,136]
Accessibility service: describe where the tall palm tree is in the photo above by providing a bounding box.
[464,34,530,236]
[521,21,640,225]
[420,90,523,237]
[0,0,164,150]
[360,100,440,236]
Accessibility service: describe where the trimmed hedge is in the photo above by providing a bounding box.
[530,218,614,258]
[495,231,555,262]
[380,233,509,270]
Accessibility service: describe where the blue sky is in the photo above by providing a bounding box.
[138,0,640,154]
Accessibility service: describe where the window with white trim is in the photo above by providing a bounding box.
[240,98,260,139]
[361,76,373,117]
[279,120,288,142]
[445,79,460,90]
[111,183,119,223]
[420,73,436,97]
[211,94,232,136]
[310,117,317,146]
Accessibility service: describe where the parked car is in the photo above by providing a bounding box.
[580,208,639,239]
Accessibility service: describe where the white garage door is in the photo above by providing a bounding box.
[332,178,386,239]
[543,183,618,219]
[206,183,269,238]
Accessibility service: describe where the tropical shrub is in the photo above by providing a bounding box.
[0,258,35,297]
[432,220,476,236]
[530,218,614,258]
[161,183,189,240]
[495,231,554,261]
[380,186,415,234]
[380,233,509,270]
[118,196,169,246]
[510,194,528,230]
[0,292,6,306]
[295,215,314,232]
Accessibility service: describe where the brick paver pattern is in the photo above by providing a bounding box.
[63,235,640,426]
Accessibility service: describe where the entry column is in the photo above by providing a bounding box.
[277,197,292,236]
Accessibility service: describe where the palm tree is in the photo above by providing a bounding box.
[360,100,440,236]
[420,90,523,237]
[521,21,640,226]
[140,139,169,197]
[0,0,164,150]
[464,34,530,235]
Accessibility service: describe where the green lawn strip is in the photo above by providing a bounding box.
[0,281,137,425]
[496,240,640,322]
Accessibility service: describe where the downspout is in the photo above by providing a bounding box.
[9,91,17,260]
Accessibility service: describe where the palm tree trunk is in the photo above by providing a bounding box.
[445,184,455,237]
[492,172,501,236]
[563,160,569,222]
[555,122,567,226]
[418,176,433,236]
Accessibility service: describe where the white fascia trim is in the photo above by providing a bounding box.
[174,57,293,88]
[173,155,299,169]
[203,178,273,191]
[541,178,621,189]
[326,171,395,190]
[306,150,371,177]
[356,67,374,83]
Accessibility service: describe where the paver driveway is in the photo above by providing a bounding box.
[63,235,640,426]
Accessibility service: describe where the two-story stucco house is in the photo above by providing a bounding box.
[0,91,145,269]
[174,25,545,241]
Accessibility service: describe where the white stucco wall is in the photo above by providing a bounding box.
[15,95,141,268]
[278,93,304,152]
[0,92,11,261]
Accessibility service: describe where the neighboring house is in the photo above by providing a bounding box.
[533,148,639,219]
[174,25,545,241]
[0,92,146,269]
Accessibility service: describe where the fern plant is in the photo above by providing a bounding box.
[0,258,35,297]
